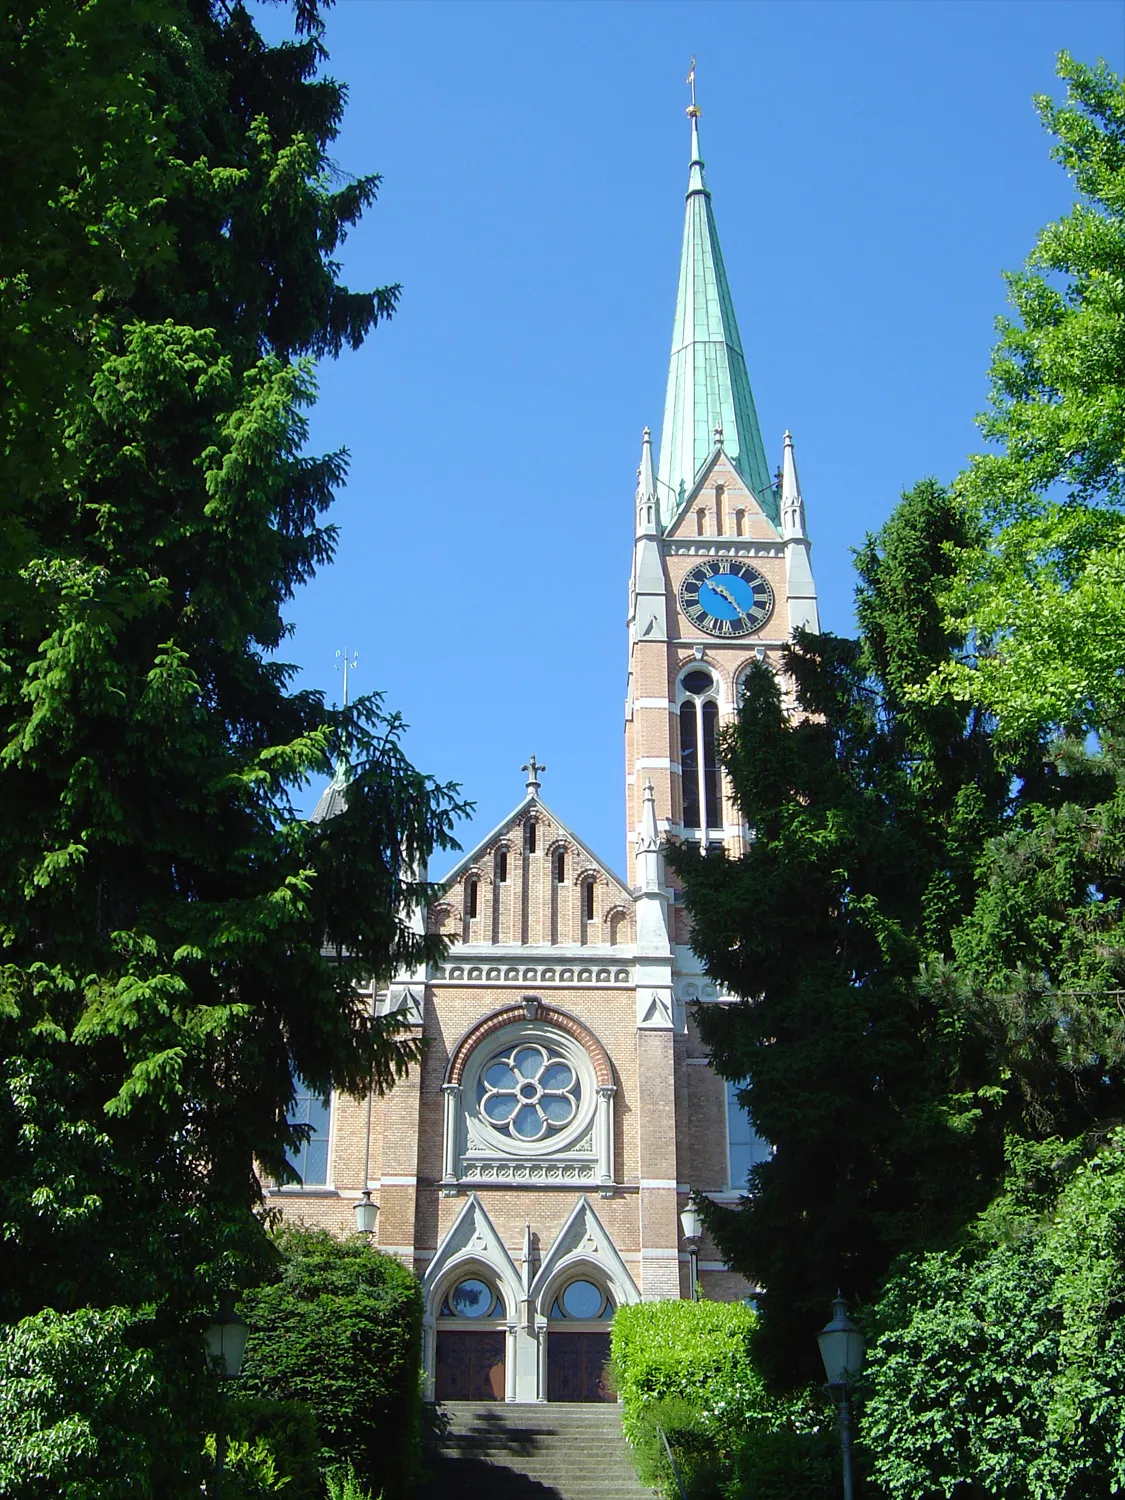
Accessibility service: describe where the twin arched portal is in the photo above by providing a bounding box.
[426,1003,638,1403]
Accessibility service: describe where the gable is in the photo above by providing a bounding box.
[432,796,635,950]
[665,449,780,543]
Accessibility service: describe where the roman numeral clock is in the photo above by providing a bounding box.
[678,559,774,638]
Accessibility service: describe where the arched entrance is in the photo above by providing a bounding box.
[434,1275,507,1401]
[545,1275,615,1402]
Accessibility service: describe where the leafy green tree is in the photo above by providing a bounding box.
[239,1228,423,1500]
[0,1305,196,1499]
[670,482,1019,1384]
[861,1131,1125,1500]
[0,0,464,1345]
[933,55,1125,737]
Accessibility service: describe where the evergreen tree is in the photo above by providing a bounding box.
[672,55,1125,1397]
[670,482,1019,1384]
[0,0,465,1347]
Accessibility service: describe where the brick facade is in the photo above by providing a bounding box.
[271,115,817,1402]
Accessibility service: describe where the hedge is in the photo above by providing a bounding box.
[611,1299,834,1500]
[611,1298,769,1445]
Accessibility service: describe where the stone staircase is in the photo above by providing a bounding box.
[412,1401,654,1500]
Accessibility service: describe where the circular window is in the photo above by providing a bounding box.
[682,669,714,697]
[562,1280,604,1318]
[550,1279,612,1320]
[442,1278,500,1318]
[478,1043,580,1142]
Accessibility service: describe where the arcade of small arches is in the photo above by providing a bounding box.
[437,827,630,948]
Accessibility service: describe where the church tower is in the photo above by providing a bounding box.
[269,91,807,1409]
[625,106,819,911]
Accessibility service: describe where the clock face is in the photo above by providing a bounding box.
[678,559,775,637]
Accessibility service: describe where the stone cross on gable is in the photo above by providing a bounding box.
[522,755,546,793]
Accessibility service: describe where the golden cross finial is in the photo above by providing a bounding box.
[686,56,700,118]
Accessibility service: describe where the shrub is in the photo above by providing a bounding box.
[611,1299,769,1447]
[325,1463,381,1500]
[0,1306,199,1499]
[611,1300,836,1500]
[860,1130,1125,1500]
[204,1397,321,1500]
[239,1228,422,1499]
[629,1395,727,1500]
[728,1422,838,1500]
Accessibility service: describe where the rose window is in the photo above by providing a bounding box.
[477,1044,580,1141]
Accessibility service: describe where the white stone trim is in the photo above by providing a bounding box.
[529,1196,642,1318]
[666,542,784,558]
[421,1194,524,1402]
[443,1018,616,1188]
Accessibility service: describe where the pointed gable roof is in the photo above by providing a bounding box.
[440,792,630,897]
[656,115,776,530]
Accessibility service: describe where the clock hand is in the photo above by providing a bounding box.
[707,582,742,610]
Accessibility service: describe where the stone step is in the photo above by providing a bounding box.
[413,1402,652,1500]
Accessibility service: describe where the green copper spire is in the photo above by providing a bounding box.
[656,111,776,527]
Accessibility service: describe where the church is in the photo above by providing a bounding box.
[271,103,820,1405]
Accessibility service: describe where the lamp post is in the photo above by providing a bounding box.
[205,1299,249,1500]
[355,987,379,1239]
[354,1188,379,1237]
[817,1293,865,1500]
[679,1201,703,1302]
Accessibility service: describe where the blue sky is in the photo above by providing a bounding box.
[254,0,1123,878]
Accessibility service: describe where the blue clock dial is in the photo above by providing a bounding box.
[678,560,774,638]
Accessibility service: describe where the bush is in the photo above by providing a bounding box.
[611,1300,835,1500]
[239,1228,422,1499]
[860,1131,1125,1500]
[728,1423,838,1500]
[629,1395,727,1500]
[324,1464,381,1500]
[204,1397,321,1500]
[611,1299,769,1447]
[0,1306,200,1499]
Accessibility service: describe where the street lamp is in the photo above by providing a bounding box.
[205,1298,249,1500]
[818,1293,865,1500]
[679,1200,703,1302]
[354,1188,379,1237]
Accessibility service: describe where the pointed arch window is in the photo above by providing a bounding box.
[678,669,721,834]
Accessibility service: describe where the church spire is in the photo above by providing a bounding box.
[655,98,775,528]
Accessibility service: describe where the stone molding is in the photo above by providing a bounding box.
[445,1000,614,1089]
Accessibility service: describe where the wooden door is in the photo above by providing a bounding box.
[435,1331,506,1401]
[547,1332,613,1402]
